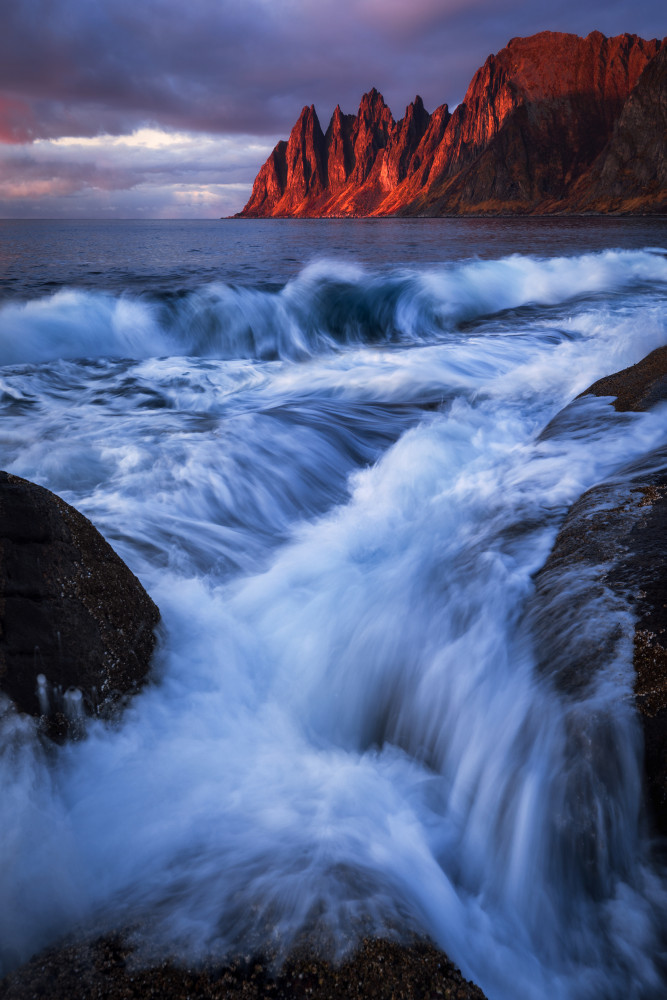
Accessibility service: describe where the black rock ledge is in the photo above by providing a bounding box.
[0,470,160,740]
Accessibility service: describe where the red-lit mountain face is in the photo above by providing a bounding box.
[238,31,665,217]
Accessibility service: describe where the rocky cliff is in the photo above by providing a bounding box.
[567,44,667,214]
[238,30,665,218]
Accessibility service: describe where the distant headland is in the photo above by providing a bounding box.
[237,30,666,218]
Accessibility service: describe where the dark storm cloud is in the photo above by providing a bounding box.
[1,0,664,143]
[0,0,663,216]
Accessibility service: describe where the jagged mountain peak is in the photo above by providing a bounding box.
[238,30,664,219]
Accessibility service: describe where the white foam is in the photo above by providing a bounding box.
[0,249,664,366]
[1,248,667,998]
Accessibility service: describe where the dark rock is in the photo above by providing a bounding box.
[531,352,667,835]
[568,45,667,214]
[578,344,667,412]
[407,30,661,215]
[0,934,487,1000]
[0,471,160,739]
[237,30,663,218]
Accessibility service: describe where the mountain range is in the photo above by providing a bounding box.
[237,30,666,218]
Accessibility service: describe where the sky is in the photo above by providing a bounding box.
[0,0,663,219]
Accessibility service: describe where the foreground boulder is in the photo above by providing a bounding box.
[533,347,667,835]
[0,471,160,738]
[0,935,487,1000]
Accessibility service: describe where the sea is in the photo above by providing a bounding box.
[1,217,667,1000]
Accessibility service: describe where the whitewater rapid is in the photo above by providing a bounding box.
[1,248,667,999]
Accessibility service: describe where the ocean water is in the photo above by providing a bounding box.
[1,218,667,999]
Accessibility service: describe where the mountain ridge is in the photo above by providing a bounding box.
[237,30,666,218]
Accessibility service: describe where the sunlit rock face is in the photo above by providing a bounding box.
[238,30,664,218]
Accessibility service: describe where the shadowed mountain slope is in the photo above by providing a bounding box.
[238,31,664,218]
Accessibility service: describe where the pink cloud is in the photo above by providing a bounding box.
[0,95,37,143]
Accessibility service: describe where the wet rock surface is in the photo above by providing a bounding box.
[532,348,667,835]
[0,471,160,739]
[0,935,487,1000]
[579,345,667,413]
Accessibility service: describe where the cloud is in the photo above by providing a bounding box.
[0,0,664,216]
[0,129,270,217]
[1,0,664,141]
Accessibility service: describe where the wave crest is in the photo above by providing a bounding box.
[0,249,664,366]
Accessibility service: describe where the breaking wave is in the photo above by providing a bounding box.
[0,249,665,366]
[1,237,667,1000]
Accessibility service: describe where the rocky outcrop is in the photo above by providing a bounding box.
[243,90,434,218]
[324,105,355,191]
[566,45,667,214]
[0,471,159,739]
[240,141,288,218]
[238,30,664,218]
[405,29,662,215]
[580,346,667,412]
[533,348,667,836]
[0,935,487,1000]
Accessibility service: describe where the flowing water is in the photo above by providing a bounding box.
[1,219,667,999]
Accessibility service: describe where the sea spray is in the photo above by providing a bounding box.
[0,243,666,999]
[0,250,665,366]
